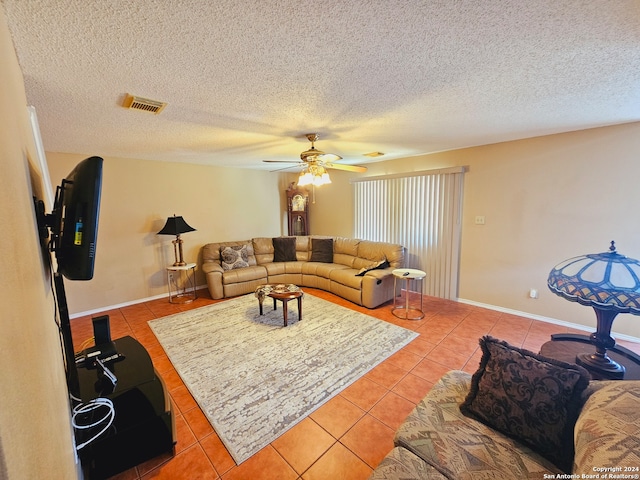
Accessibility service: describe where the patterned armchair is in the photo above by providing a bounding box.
[370,370,640,479]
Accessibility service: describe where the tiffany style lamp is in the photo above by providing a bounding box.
[547,241,640,378]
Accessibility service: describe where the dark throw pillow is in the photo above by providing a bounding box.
[355,258,390,276]
[460,336,590,473]
[272,237,297,262]
[220,245,249,271]
[310,238,334,263]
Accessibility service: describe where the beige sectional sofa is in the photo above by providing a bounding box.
[370,370,640,479]
[201,236,404,308]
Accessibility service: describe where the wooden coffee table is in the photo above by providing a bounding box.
[255,285,303,326]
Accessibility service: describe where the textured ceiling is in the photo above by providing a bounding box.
[2,0,640,170]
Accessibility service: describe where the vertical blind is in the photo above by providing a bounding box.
[353,167,465,299]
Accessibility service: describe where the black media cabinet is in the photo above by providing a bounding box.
[76,336,175,479]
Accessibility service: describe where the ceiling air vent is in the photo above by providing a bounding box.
[123,94,167,114]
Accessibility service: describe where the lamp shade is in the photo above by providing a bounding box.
[547,241,640,314]
[157,215,196,236]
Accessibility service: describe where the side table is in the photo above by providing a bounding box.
[392,268,426,320]
[539,334,640,380]
[166,263,197,304]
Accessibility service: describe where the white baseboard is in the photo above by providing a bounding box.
[457,297,640,343]
[71,289,640,344]
[69,285,209,319]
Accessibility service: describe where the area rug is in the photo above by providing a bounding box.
[148,292,418,464]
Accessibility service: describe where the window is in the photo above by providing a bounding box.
[353,166,465,299]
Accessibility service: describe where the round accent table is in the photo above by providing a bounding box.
[166,263,197,304]
[539,334,640,380]
[392,268,426,320]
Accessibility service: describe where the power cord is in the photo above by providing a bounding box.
[71,397,115,450]
[77,336,96,354]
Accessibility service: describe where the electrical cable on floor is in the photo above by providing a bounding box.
[77,336,96,354]
[72,397,115,450]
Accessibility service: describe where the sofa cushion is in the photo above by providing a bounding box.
[310,237,333,263]
[252,237,274,264]
[220,245,250,271]
[222,265,267,284]
[330,268,364,289]
[263,262,303,276]
[356,240,404,269]
[395,370,561,479]
[273,237,296,262]
[301,261,350,279]
[294,236,311,261]
[333,237,360,267]
[573,381,640,475]
[460,336,590,473]
[368,447,448,480]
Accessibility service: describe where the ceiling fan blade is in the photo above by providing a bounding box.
[262,160,303,164]
[264,134,365,175]
[316,153,342,162]
[268,164,303,172]
[324,162,367,173]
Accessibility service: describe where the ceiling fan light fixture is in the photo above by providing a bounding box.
[319,172,332,186]
[263,133,366,174]
[300,147,321,161]
[298,164,332,187]
[297,171,313,187]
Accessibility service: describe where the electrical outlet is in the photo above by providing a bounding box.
[474,215,485,225]
[529,288,538,299]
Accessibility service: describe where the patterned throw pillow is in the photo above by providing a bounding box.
[460,336,590,473]
[220,245,249,271]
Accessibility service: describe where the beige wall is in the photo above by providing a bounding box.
[0,10,79,480]
[299,169,357,237]
[59,123,640,339]
[46,153,290,314]
[310,123,640,338]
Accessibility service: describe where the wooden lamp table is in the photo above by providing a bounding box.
[540,333,640,380]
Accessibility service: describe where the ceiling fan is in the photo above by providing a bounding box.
[263,133,368,174]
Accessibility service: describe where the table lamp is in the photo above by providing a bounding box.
[547,241,640,378]
[157,215,196,266]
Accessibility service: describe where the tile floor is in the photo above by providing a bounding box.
[69,288,640,480]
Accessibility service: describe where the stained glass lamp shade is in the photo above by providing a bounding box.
[547,241,640,378]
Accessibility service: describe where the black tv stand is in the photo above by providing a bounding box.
[75,336,175,479]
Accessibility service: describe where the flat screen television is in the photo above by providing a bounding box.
[34,155,103,398]
[49,155,103,280]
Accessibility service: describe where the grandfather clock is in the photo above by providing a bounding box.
[286,183,309,236]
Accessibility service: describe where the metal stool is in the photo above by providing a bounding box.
[392,268,426,320]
